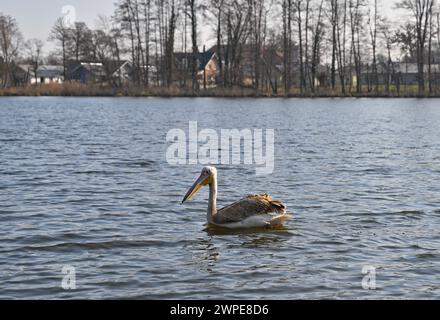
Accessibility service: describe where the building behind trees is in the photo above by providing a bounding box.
[1,0,440,96]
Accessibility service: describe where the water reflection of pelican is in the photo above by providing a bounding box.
[182,167,292,229]
[205,225,293,248]
[204,224,291,237]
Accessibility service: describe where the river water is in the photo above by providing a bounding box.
[0,97,439,299]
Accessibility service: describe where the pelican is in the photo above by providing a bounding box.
[182,166,291,229]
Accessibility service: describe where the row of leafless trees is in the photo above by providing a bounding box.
[281,0,438,95]
[1,0,440,94]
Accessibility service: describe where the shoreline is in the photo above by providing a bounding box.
[1,84,440,98]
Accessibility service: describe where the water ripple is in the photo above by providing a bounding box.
[0,97,440,299]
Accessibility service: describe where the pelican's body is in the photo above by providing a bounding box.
[182,167,291,229]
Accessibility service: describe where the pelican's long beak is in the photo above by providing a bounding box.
[182,173,211,204]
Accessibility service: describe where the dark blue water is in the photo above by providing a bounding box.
[0,97,439,299]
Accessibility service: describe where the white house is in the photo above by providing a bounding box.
[18,65,64,84]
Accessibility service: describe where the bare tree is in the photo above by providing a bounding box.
[367,0,378,92]
[310,0,325,92]
[427,2,434,93]
[141,0,152,86]
[380,18,394,93]
[250,0,269,91]
[48,17,70,80]
[209,0,225,86]
[336,0,348,93]
[94,16,124,86]
[349,0,364,93]
[223,0,252,87]
[329,0,338,90]
[186,0,200,90]
[282,0,293,93]
[117,0,139,84]
[132,0,146,84]
[295,0,306,91]
[0,13,22,87]
[25,39,44,84]
[166,0,178,87]
[304,0,311,89]
[396,0,435,94]
[69,22,93,61]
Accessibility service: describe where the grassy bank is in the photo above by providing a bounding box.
[1,83,440,98]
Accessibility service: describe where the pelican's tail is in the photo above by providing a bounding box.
[269,214,292,227]
[270,200,287,214]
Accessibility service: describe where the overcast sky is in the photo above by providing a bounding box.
[1,0,399,54]
[1,0,114,52]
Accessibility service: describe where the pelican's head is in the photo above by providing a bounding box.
[182,166,217,204]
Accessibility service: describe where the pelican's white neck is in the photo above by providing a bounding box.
[207,174,218,223]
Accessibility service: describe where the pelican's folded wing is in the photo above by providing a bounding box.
[215,194,287,224]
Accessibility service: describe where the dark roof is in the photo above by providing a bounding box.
[198,51,215,71]
[69,62,106,77]
[67,60,130,76]
[16,65,64,78]
[174,51,216,71]
[37,65,64,78]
